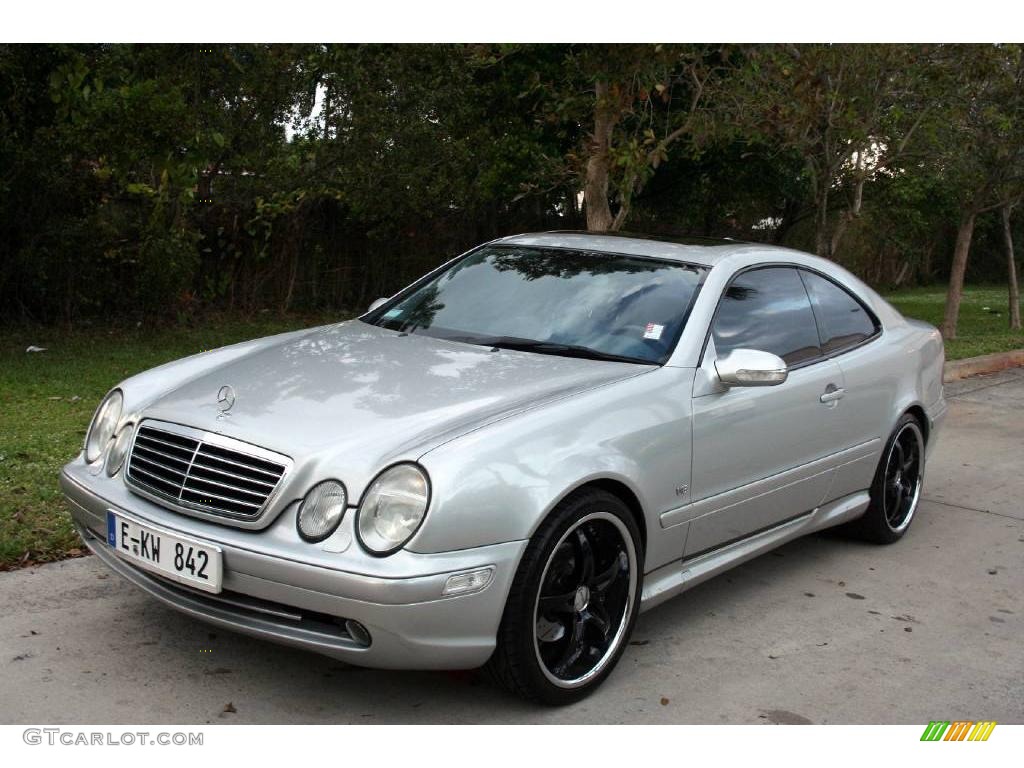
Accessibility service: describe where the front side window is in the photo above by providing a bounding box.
[364,246,707,364]
[711,267,822,365]
[799,270,879,354]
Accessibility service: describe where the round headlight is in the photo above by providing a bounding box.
[85,390,123,464]
[297,480,348,542]
[357,464,430,556]
[105,424,134,477]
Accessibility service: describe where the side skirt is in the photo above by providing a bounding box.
[639,489,870,613]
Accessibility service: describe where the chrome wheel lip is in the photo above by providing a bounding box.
[532,511,638,690]
[883,422,925,534]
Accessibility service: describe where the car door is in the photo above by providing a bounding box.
[681,266,848,559]
[798,268,887,499]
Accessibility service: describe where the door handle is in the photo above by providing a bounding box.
[820,385,845,404]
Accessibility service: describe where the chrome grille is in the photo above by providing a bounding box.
[126,423,288,521]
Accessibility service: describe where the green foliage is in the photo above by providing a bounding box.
[729,44,943,258]
[925,44,1024,211]
[519,43,730,228]
[1,44,1022,326]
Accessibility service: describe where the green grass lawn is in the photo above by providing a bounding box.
[1,287,1023,570]
[0,313,341,570]
[883,286,1024,361]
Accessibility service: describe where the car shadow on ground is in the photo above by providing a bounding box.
[137,528,873,723]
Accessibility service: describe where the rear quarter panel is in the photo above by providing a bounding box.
[828,318,944,497]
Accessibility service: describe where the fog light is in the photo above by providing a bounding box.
[442,567,494,597]
[345,619,372,647]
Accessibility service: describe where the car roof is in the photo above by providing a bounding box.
[493,229,904,332]
[494,230,806,268]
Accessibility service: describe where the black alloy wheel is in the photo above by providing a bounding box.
[487,488,642,704]
[533,513,635,686]
[849,413,926,544]
[881,421,924,533]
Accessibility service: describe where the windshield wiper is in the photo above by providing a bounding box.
[448,335,654,365]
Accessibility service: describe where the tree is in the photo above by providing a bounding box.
[521,44,728,232]
[1000,202,1021,330]
[625,137,807,241]
[4,44,1023,326]
[731,44,934,260]
[935,45,1024,339]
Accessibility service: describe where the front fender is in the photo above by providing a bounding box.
[410,366,695,572]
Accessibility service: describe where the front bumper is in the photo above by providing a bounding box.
[61,462,526,670]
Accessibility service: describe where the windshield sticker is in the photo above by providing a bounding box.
[382,308,403,320]
[643,323,664,340]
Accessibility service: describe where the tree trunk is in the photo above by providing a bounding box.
[814,185,830,258]
[1002,204,1021,330]
[941,209,978,340]
[584,81,617,232]
[610,195,632,231]
[893,260,910,286]
[772,198,800,244]
[920,241,934,284]
[829,175,867,259]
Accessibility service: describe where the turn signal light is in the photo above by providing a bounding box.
[442,567,494,597]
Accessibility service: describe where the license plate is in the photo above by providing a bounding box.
[106,510,223,593]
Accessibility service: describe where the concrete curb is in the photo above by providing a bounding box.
[944,348,1024,382]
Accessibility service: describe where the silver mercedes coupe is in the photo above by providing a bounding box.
[61,232,947,703]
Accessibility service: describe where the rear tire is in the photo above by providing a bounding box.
[848,413,926,544]
[486,488,643,705]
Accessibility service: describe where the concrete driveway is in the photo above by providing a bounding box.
[2,370,1022,724]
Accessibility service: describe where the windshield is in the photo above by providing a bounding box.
[363,245,707,364]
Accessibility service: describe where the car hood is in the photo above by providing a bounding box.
[140,320,648,490]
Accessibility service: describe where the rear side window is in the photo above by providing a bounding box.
[711,267,822,365]
[799,270,879,354]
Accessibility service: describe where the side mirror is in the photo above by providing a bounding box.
[367,297,389,313]
[715,348,788,387]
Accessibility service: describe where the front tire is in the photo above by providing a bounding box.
[849,413,926,544]
[486,488,643,704]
